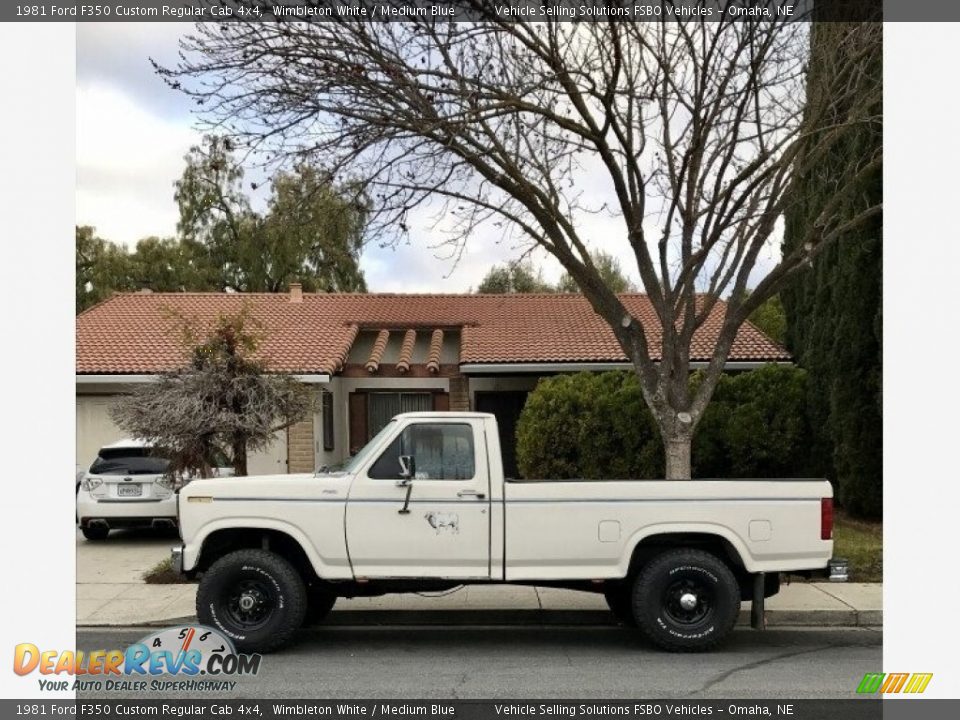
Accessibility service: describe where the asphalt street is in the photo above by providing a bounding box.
[76,625,881,699]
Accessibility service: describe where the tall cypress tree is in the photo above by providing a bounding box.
[782,22,882,518]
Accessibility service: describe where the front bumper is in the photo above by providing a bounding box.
[171,545,185,576]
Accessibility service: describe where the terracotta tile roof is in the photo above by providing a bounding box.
[76,292,789,375]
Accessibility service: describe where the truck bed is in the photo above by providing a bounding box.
[498,479,832,580]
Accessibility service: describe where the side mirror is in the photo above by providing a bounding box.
[397,455,416,515]
[398,455,416,483]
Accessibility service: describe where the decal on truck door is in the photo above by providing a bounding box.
[425,511,459,534]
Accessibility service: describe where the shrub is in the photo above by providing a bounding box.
[694,364,813,478]
[516,372,663,479]
[516,365,813,480]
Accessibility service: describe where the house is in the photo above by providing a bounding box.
[75,285,790,477]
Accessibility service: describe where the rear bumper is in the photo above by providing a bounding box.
[826,557,850,582]
[77,490,177,529]
[79,516,178,530]
[794,557,850,582]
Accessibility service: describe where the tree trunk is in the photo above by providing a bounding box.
[664,435,693,480]
[232,435,248,477]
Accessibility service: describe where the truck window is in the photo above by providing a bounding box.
[367,423,475,481]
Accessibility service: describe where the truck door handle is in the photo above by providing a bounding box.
[457,490,486,499]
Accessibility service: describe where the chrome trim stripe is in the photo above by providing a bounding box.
[210,496,817,504]
[501,498,818,504]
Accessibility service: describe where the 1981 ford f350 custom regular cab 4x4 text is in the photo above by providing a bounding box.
[172,412,837,653]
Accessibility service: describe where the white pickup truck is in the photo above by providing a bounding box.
[173,412,837,653]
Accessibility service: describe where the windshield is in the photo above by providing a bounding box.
[342,420,397,474]
[89,447,170,476]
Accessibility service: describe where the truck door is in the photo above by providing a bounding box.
[345,418,491,579]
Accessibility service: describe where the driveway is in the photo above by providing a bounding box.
[76,527,189,624]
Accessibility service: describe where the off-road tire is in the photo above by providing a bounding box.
[304,585,338,626]
[197,549,307,653]
[603,587,636,626]
[632,548,740,652]
[81,525,109,541]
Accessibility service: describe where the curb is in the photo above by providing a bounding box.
[76,607,882,629]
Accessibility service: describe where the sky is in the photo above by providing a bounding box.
[76,23,779,294]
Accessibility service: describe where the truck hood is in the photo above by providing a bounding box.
[179,471,353,502]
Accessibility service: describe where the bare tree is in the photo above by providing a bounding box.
[161,13,881,478]
[111,309,313,478]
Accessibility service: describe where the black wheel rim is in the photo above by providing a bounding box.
[662,577,713,626]
[223,578,276,630]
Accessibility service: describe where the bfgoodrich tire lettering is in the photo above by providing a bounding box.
[632,548,740,652]
[197,549,307,653]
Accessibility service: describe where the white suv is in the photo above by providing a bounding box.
[76,440,232,540]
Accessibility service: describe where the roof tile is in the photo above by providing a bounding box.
[76,292,789,374]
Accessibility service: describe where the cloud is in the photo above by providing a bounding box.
[77,23,193,122]
[76,81,198,245]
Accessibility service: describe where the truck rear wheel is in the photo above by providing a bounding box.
[197,549,307,653]
[632,548,740,652]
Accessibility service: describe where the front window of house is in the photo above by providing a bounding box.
[367,392,433,439]
[367,423,475,481]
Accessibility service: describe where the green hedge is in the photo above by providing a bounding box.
[516,365,814,480]
[515,371,663,479]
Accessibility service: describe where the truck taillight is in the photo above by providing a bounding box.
[821,498,834,540]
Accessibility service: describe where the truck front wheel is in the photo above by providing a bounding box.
[197,549,307,653]
[632,548,740,652]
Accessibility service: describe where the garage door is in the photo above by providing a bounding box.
[77,395,288,476]
[76,395,125,469]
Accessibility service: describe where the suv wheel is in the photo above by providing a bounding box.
[632,548,740,652]
[81,525,109,541]
[197,549,307,653]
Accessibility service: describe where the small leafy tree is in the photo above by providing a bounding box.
[557,251,635,294]
[76,226,134,312]
[176,136,368,293]
[747,295,787,347]
[111,309,312,478]
[476,260,555,294]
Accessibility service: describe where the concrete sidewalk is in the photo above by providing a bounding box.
[76,581,881,628]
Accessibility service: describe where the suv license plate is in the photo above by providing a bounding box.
[117,484,142,497]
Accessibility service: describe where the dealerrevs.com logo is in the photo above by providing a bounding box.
[13,625,261,693]
[856,672,933,694]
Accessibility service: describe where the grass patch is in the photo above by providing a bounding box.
[833,512,882,582]
[143,557,195,585]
